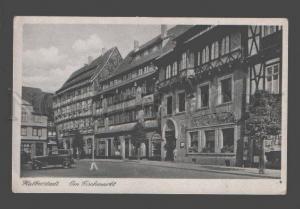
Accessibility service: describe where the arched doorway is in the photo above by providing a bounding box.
[164,120,177,161]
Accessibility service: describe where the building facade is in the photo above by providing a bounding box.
[21,99,48,159]
[53,24,282,166]
[92,25,192,160]
[155,25,282,166]
[53,47,123,157]
[22,87,57,155]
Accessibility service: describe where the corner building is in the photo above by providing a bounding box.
[92,25,192,159]
[155,25,282,166]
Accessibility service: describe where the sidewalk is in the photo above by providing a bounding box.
[85,158,280,179]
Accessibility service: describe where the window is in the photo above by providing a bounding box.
[32,128,38,136]
[138,68,143,76]
[188,131,199,153]
[21,127,27,136]
[219,76,233,104]
[197,51,201,66]
[181,52,187,69]
[211,41,219,60]
[21,111,27,122]
[172,62,178,76]
[221,128,234,153]
[202,46,209,63]
[167,96,173,115]
[263,26,277,37]
[198,84,209,108]
[266,63,280,94]
[204,130,215,153]
[166,65,172,79]
[178,92,186,112]
[188,52,194,68]
[36,143,44,156]
[221,35,230,56]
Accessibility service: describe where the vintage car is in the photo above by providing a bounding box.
[32,149,75,170]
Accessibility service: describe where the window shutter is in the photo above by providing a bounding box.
[218,80,222,104]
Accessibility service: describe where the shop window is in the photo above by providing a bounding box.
[219,76,233,104]
[21,143,32,154]
[266,63,280,94]
[178,92,186,112]
[21,127,27,136]
[198,84,209,108]
[167,96,173,115]
[36,143,44,156]
[211,41,219,60]
[221,35,230,56]
[188,131,199,153]
[21,111,27,122]
[221,128,234,153]
[204,130,215,153]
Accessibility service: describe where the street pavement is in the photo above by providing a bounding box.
[20,159,280,179]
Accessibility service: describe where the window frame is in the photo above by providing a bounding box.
[265,62,280,94]
[218,74,234,105]
[166,95,173,115]
[197,82,210,109]
[21,127,27,136]
[187,131,200,153]
[177,91,186,113]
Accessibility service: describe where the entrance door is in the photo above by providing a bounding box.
[165,131,176,161]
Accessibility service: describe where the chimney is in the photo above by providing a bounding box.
[161,25,167,39]
[101,47,106,55]
[88,56,93,64]
[134,40,139,51]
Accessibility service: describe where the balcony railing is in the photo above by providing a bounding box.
[158,49,242,90]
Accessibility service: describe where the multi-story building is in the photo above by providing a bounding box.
[92,25,192,159]
[155,25,282,166]
[53,47,123,157]
[21,99,48,159]
[22,86,57,152]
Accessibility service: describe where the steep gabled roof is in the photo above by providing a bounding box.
[57,47,119,92]
[108,25,193,78]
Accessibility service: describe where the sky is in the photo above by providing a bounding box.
[22,24,171,93]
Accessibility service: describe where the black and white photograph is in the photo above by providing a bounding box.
[12,17,288,194]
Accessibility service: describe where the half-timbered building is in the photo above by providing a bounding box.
[53,47,123,157]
